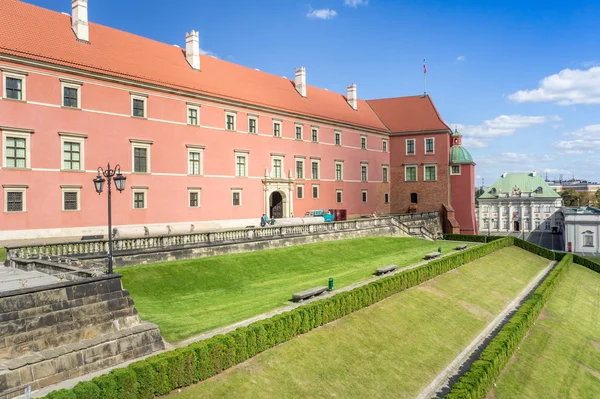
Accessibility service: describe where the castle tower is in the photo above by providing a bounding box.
[450,129,478,234]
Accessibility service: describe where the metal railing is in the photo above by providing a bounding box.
[0,386,31,399]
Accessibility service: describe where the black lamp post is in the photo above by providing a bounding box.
[93,163,126,274]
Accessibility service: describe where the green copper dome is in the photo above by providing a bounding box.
[451,129,462,137]
[450,145,474,164]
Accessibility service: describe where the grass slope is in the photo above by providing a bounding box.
[166,246,548,399]
[121,237,459,342]
[494,264,600,399]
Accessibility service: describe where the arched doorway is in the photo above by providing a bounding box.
[270,191,284,219]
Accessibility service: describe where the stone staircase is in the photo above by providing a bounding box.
[0,274,164,392]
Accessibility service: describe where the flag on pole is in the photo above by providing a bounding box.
[423,59,427,74]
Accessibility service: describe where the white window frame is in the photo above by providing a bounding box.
[2,128,33,169]
[336,189,343,204]
[382,139,388,153]
[406,139,415,155]
[451,164,461,175]
[312,184,320,199]
[186,144,205,176]
[483,206,489,213]
[273,120,282,137]
[271,155,285,178]
[295,157,305,180]
[130,93,148,118]
[361,162,369,182]
[362,189,368,203]
[335,161,344,181]
[424,137,435,154]
[2,70,27,101]
[361,135,367,150]
[59,132,86,172]
[188,188,201,208]
[382,165,389,183]
[483,219,489,229]
[424,164,437,181]
[311,126,319,143]
[295,124,303,140]
[334,130,342,146]
[3,184,27,213]
[545,205,551,213]
[130,140,153,174]
[384,192,390,204]
[187,103,200,126]
[61,186,81,212]
[234,150,249,178]
[60,80,82,109]
[248,115,258,134]
[232,188,243,206]
[405,165,417,182]
[132,187,148,210]
[225,111,237,131]
[297,184,304,199]
[310,158,321,180]
[584,234,594,247]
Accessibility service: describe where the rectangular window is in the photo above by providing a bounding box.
[5,137,26,168]
[335,131,341,146]
[545,206,551,212]
[483,219,489,229]
[273,158,282,178]
[63,87,78,108]
[132,98,145,118]
[584,235,594,247]
[189,190,200,208]
[312,184,319,199]
[361,136,367,149]
[425,165,436,181]
[236,155,247,177]
[296,160,304,179]
[534,206,540,213]
[311,161,319,180]
[425,138,434,153]
[382,166,388,183]
[535,220,541,229]
[134,147,148,173]
[336,190,343,204]
[188,107,199,125]
[248,117,257,133]
[503,219,509,229]
[405,166,417,182]
[63,141,81,170]
[411,193,418,204]
[311,128,318,142]
[384,193,390,204]
[232,190,242,206]
[335,163,343,181]
[493,219,499,229]
[361,165,368,182]
[362,190,368,203]
[483,206,489,212]
[296,126,302,140]
[187,146,204,175]
[133,191,146,209]
[297,184,304,199]
[545,220,551,230]
[63,191,79,211]
[6,191,24,212]
[226,114,236,131]
[451,165,461,175]
[382,140,388,152]
[406,139,415,154]
[273,122,281,137]
[4,75,24,100]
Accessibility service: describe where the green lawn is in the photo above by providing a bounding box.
[121,237,460,342]
[166,246,549,399]
[494,264,600,398]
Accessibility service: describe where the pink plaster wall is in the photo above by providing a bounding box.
[450,164,478,235]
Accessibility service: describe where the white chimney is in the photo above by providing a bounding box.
[347,83,357,110]
[295,67,306,97]
[186,30,200,70]
[72,0,89,42]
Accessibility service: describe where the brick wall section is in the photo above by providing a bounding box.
[375,183,391,215]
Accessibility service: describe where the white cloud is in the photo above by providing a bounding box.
[199,48,217,58]
[456,55,466,63]
[344,0,369,7]
[307,8,338,19]
[454,115,548,140]
[553,124,600,153]
[509,67,600,105]
[461,137,488,148]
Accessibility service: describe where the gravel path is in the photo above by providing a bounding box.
[416,260,557,399]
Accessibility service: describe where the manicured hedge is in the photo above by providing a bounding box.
[45,238,513,399]
[512,237,555,260]
[445,254,573,399]
[573,254,600,273]
[443,234,487,243]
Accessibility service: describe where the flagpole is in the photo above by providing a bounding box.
[423,58,427,95]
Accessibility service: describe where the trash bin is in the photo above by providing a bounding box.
[328,277,334,291]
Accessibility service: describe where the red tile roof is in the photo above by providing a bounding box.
[0,0,449,135]
[367,95,450,133]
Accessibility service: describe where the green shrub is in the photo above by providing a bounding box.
[129,361,157,399]
[443,234,487,243]
[573,254,600,273]
[445,254,573,398]
[109,368,137,399]
[46,390,77,399]
[91,374,118,399]
[513,238,555,260]
[72,382,100,399]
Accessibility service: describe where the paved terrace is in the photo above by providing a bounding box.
[0,266,59,293]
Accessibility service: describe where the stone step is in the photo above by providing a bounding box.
[0,321,164,392]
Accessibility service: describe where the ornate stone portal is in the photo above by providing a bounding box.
[262,169,294,218]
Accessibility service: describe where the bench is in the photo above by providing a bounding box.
[292,286,328,302]
[376,264,398,275]
[424,252,441,260]
[455,244,468,250]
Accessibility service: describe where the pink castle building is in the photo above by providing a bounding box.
[0,0,477,240]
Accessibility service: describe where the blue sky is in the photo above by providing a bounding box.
[29,0,600,186]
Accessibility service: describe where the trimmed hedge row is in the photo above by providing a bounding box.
[573,254,600,273]
[445,253,573,399]
[443,234,488,243]
[45,238,514,399]
[445,234,557,260]
[512,237,555,260]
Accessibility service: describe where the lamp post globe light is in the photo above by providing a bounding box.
[94,163,126,274]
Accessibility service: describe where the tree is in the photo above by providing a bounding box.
[560,189,582,207]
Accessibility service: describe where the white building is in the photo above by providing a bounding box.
[561,206,600,255]
[476,172,563,234]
